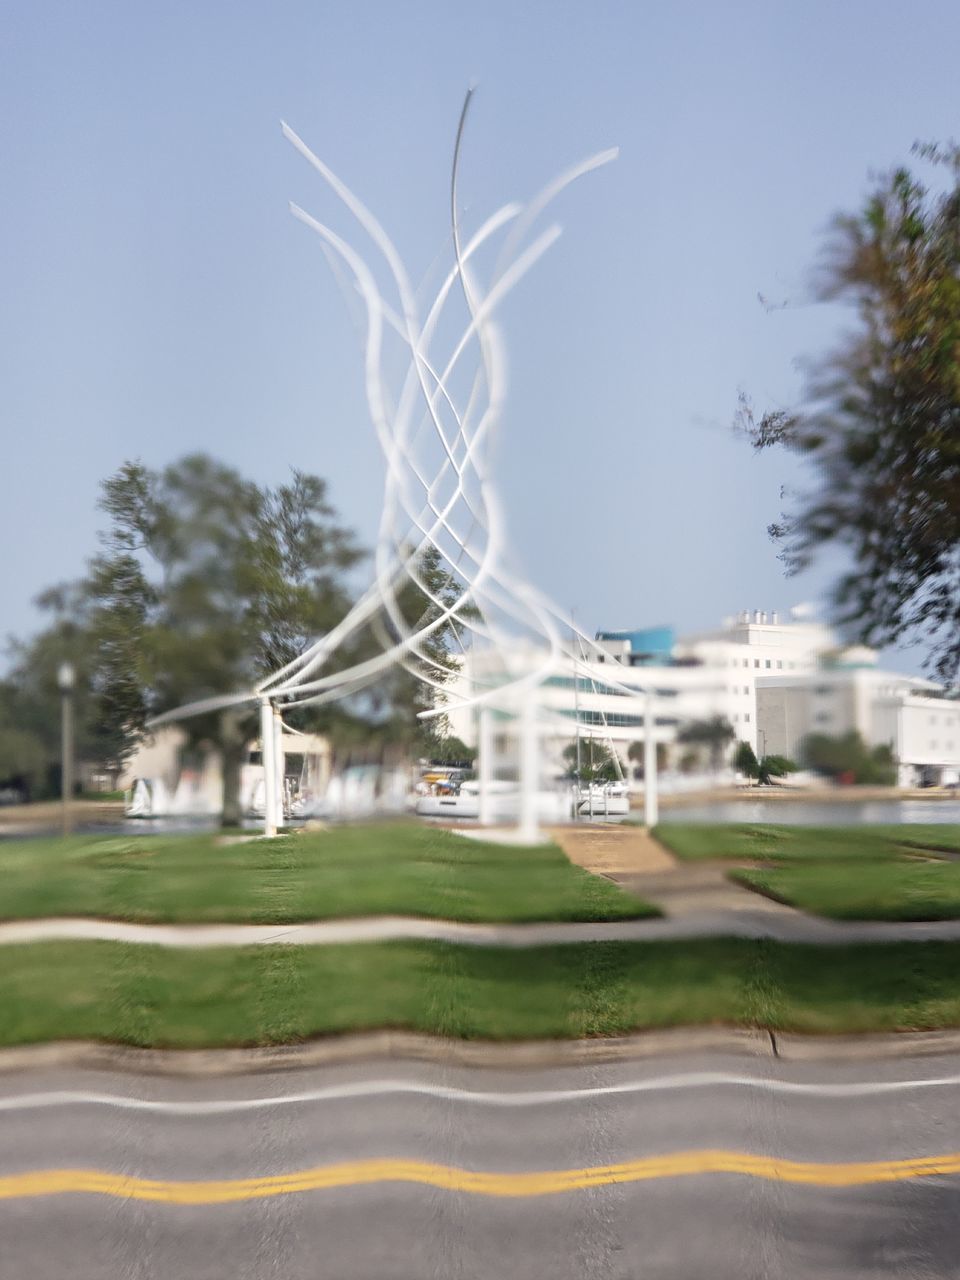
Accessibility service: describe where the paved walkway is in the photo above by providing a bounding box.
[550,824,676,875]
[4,912,960,947]
[552,824,797,918]
[610,862,800,917]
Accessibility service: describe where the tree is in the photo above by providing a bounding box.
[80,455,365,824]
[627,739,667,777]
[757,753,797,785]
[739,143,960,686]
[357,544,471,757]
[801,731,896,785]
[0,726,46,800]
[0,602,130,797]
[562,738,620,783]
[734,740,759,779]
[426,734,476,767]
[677,716,735,770]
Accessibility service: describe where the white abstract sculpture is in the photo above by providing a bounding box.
[152,93,658,837]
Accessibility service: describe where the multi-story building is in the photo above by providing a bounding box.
[444,608,833,775]
[444,608,960,787]
[756,657,960,787]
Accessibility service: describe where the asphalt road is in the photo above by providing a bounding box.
[1,1051,959,1278]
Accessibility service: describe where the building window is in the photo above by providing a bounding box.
[744,713,750,723]
[765,660,771,668]
[776,660,783,669]
[815,713,832,724]
[744,686,750,695]
[742,659,748,668]
[815,686,833,696]
[754,659,759,668]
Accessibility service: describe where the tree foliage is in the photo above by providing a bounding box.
[740,143,960,685]
[677,715,736,769]
[2,456,469,816]
[734,740,759,778]
[758,753,797,785]
[562,737,620,783]
[801,731,896,785]
[627,739,668,775]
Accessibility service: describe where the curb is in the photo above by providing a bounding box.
[3,1026,960,1078]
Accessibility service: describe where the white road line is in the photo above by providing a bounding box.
[1,1072,959,1114]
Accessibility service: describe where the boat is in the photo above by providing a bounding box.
[416,780,573,822]
[576,782,631,817]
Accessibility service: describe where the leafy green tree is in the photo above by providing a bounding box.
[6,456,474,820]
[426,734,476,767]
[801,731,896,785]
[758,753,797,785]
[356,544,471,756]
[76,455,364,824]
[562,738,620,783]
[0,726,47,799]
[0,603,129,797]
[734,740,760,779]
[627,740,667,777]
[677,716,736,770]
[740,143,960,685]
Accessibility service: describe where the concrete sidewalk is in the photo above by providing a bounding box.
[4,911,960,947]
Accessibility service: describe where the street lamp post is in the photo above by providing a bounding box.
[57,662,75,839]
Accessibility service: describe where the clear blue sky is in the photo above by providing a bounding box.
[2,0,956,673]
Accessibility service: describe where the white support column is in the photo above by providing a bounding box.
[273,706,285,828]
[643,690,658,830]
[260,696,277,838]
[478,706,494,827]
[517,695,540,844]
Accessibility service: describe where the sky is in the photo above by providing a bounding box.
[2,0,956,676]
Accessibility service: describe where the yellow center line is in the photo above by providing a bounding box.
[2,1152,960,1203]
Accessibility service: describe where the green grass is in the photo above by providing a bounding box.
[3,938,960,1047]
[655,822,960,921]
[733,862,960,922]
[0,822,656,925]
[655,822,960,863]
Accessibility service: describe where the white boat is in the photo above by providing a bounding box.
[416,781,573,822]
[576,782,631,817]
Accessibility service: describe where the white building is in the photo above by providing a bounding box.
[444,608,959,788]
[756,657,960,787]
[444,608,833,778]
[670,609,834,755]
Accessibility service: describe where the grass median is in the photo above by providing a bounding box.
[655,822,960,921]
[3,938,960,1047]
[0,822,656,925]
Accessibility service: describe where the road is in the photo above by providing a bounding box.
[1,1049,959,1278]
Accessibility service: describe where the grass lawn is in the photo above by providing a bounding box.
[656,822,960,921]
[4,938,960,1047]
[732,863,960,922]
[654,822,960,863]
[0,822,656,925]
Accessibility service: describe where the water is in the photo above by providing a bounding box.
[661,798,960,826]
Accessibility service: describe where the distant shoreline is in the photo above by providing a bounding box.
[657,785,957,810]
[0,798,124,834]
